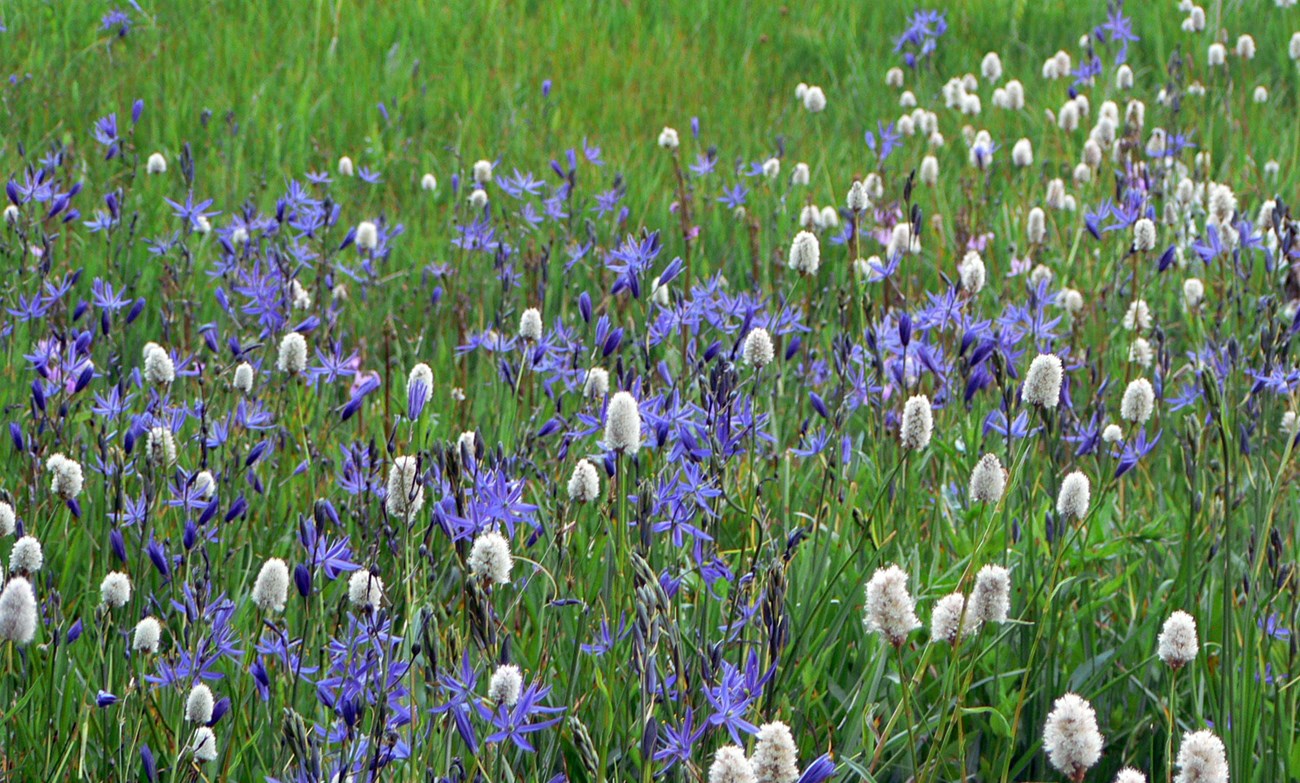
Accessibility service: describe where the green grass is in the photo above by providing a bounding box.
[0,1,1299,782]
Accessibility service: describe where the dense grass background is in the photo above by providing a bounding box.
[1,1,1299,782]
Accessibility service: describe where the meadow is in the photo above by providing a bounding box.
[0,0,1298,781]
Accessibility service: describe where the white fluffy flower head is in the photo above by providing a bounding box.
[864,564,921,646]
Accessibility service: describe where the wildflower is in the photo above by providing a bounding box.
[1115,768,1147,783]
[1158,610,1199,669]
[1103,424,1124,444]
[143,344,175,385]
[819,206,839,228]
[1012,138,1033,167]
[0,577,37,645]
[186,683,214,723]
[133,616,162,654]
[337,156,354,176]
[709,745,757,783]
[10,535,43,575]
[146,152,167,174]
[900,394,933,450]
[385,456,425,518]
[1043,693,1104,781]
[959,250,985,294]
[1291,32,1300,60]
[1236,34,1255,59]
[1116,64,1134,89]
[864,564,921,646]
[568,459,601,503]
[981,51,1003,82]
[356,220,378,251]
[191,727,218,763]
[971,564,1011,623]
[761,157,780,179]
[802,85,826,112]
[658,127,680,150]
[252,558,290,612]
[605,391,643,454]
[1174,731,1227,783]
[421,172,437,191]
[456,430,478,461]
[583,367,610,400]
[146,426,176,469]
[791,162,810,186]
[969,453,1006,503]
[519,307,543,341]
[1028,207,1047,244]
[1023,354,1064,408]
[1122,300,1152,331]
[0,502,14,537]
[919,154,939,184]
[276,332,308,374]
[650,276,670,306]
[1206,43,1226,67]
[1282,411,1299,438]
[472,159,494,183]
[788,231,821,275]
[1133,218,1156,252]
[488,664,523,707]
[1057,471,1091,521]
[233,362,255,394]
[468,189,489,209]
[1183,279,1204,310]
[347,570,385,610]
[407,362,433,414]
[1121,378,1155,425]
[469,530,513,585]
[931,592,977,643]
[751,721,799,783]
[1253,86,1268,104]
[886,67,904,88]
[743,328,775,368]
[100,571,131,608]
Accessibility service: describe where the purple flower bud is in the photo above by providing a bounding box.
[126,298,145,324]
[1158,244,1178,272]
[5,180,19,206]
[141,745,157,783]
[74,366,94,394]
[810,392,829,419]
[603,452,616,477]
[66,618,84,644]
[97,691,118,708]
[602,328,624,357]
[657,360,673,386]
[797,753,837,783]
[8,422,22,453]
[578,292,592,323]
[183,520,198,550]
[101,311,111,336]
[704,340,723,361]
[785,335,802,361]
[315,498,339,527]
[691,117,700,138]
[209,697,231,725]
[198,497,220,526]
[146,540,169,578]
[542,79,552,97]
[30,380,45,413]
[657,256,684,287]
[294,563,312,597]
[110,529,128,563]
[537,418,564,438]
[72,299,88,322]
[67,498,82,518]
[131,99,144,124]
[245,441,269,467]
[225,495,248,522]
[899,312,912,348]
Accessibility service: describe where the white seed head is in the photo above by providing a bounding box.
[488,663,523,707]
[252,558,290,612]
[931,592,978,644]
[1043,693,1104,781]
[186,683,215,723]
[337,156,354,176]
[469,530,513,585]
[133,616,162,654]
[981,51,1003,82]
[1183,278,1205,310]
[1158,610,1199,669]
[1174,730,1228,783]
[348,570,385,610]
[1028,207,1047,244]
[472,159,494,183]
[971,564,1012,624]
[276,332,308,374]
[421,172,438,192]
[969,453,1006,504]
[750,721,799,783]
[1012,138,1034,167]
[743,328,775,368]
[146,152,168,174]
[885,68,905,88]
[919,154,939,184]
[1023,354,1064,408]
[657,127,680,150]
[960,250,986,294]
[1207,42,1226,67]
[0,577,37,645]
[1123,299,1152,331]
[1116,64,1134,90]
[100,571,132,608]
[0,502,15,537]
[568,459,601,503]
[355,220,379,251]
[1121,378,1156,424]
[709,745,757,783]
[583,367,610,400]
[761,157,781,179]
[144,344,176,386]
[864,564,921,645]
[192,727,218,763]
[1133,218,1157,251]
[788,230,821,275]
[604,391,643,454]
[519,307,543,341]
[802,85,826,112]
[791,162,810,186]
[1103,424,1125,444]
[233,362,255,394]
[1115,768,1147,783]
[1057,471,1092,521]
[900,394,933,451]
[146,426,177,469]
[9,535,43,575]
[385,455,425,518]
[468,189,489,209]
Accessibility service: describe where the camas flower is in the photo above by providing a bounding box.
[1043,693,1104,781]
[864,565,921,646]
